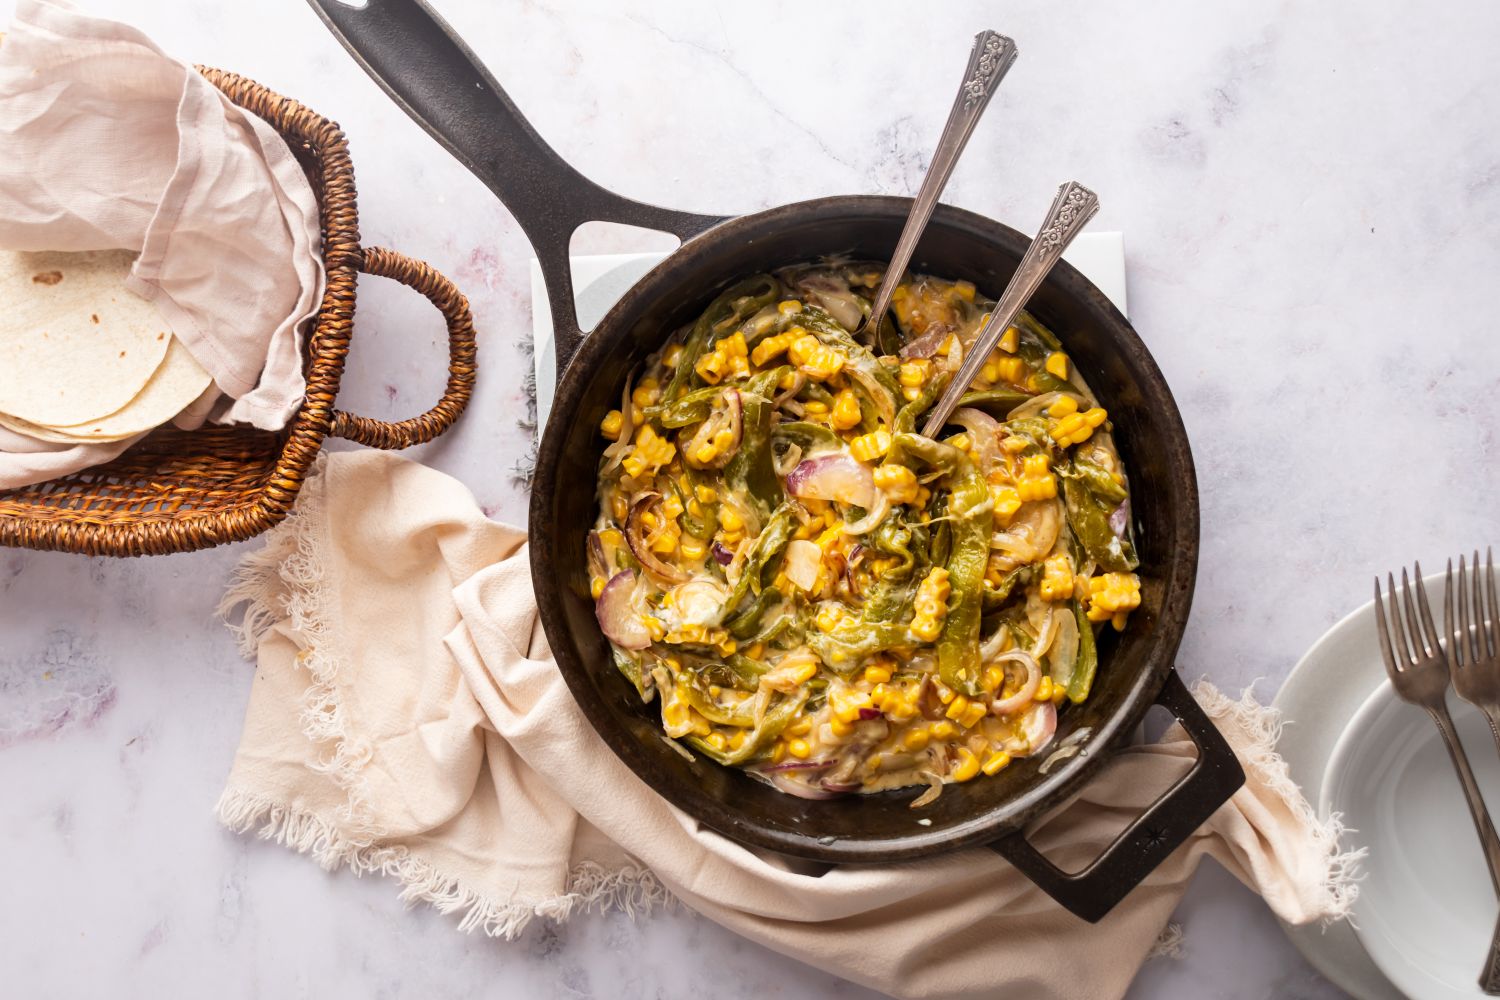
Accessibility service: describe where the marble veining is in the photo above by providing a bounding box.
[4,0,1500,997]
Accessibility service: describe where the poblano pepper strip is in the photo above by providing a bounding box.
[664,275,779,403]
[798,305,902,400]
[657,386,722,428]
[892,371,952,435]
[1067,600,1098,703]
[933,454,994,698]
[956,389,1032,417]
[687,692,806,766]
[723,367,789,522]
[726,585,783,639]
[722,501,796,615]
[773,421,842,453]
[1067,458,1128,505]
[1062,475,1137,572]
[807,619,914,673]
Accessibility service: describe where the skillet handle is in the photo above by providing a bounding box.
[987,671,1245,923]
[305,0,728,373]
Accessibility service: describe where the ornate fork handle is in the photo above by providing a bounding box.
[921,181,1099,436]
[862,30,1017,336]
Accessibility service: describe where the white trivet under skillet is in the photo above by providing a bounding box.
[530,233,1126,423]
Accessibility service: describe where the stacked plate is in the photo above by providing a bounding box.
[0,249,212,446]
[1277,572,1500,999]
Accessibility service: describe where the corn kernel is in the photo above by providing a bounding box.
[704,731,728,752]
[982,665,1006,692]
[1048,395,1079,418]
[952,747,981,782]
[931,721,958,741]
[873,464,920,504]
[751,331,795,367]
[645,617,666,644]
[1040,553,1074,602]
[1052,682,1069,704]
[770,740,788,764]
[803,400,829,415]
[815,603,846,633]
[728,729,747,751]
[694,484,718,504]
[1045,352,1069,380]
[850,430,892,463]
[590,577,606,599]
[788,333,846,380]
[953,279,976,302]
[945,694,970,721]
[947,433,971,453]
[621,424,676,479]
[990,485,1023,526]
[898,359,931,388]
[960,701,987,729]
[777,299,803,317]
[1052,406,1109,447]
[1036,676,1054,702]
[864,663,893,685]
[981,750,1012,776]
[830,715,855,738]
[718,638,738,656]
[719,506,744,532]
[745,642,765,660]
[599,409,624,440]
[994,356,1027,384]
[909,567,952,642]
[903,727,931,751]
[788,738,812,760]
[1087,572,1142,623]
[999,325,1020,354]
[661,493,684,519]
[785,716,813,738]
[831,388,862,430]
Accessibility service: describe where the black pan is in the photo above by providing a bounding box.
[308,0,1244,922]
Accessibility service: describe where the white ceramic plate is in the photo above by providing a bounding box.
[1322,677,1500,999]
[1272,589,1408,1000]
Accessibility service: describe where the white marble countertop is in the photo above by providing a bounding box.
[4,1,1500,997]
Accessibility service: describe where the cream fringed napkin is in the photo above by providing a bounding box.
[218,452,1357,1000]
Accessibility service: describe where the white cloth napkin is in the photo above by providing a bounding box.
[218,451,1358,1000]
[0,0,323,487]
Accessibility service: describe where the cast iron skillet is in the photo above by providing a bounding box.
[309,0,1245,922]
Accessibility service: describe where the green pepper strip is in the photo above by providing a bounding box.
[657,386,722,429]
[722,501,797,616]
[887,432,963,474]
[726,586,782,639]
[723,367,789,523]
[773,421,841,452]
[933,454,994,698]
[807,620,914,674]
[1067,600,1099,703]
[798,305,903,399]
[869,519,916,578]
[1061,475,1137,572]
[1068,458,1128,505]
[664,275,780,403]
[611,649,651,700]
[892,371,952,435]
[981,566,1032,612]
[687,692,807,766]
[1015,310,1063,352]
[956,389,1032,418]
[679,683,757,727]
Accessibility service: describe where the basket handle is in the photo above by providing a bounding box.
[330,246,477,450]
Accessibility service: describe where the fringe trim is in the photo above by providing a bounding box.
[1191,680,1364,925]
[216,788,673,937]
[217,453,382,844]
[1147,922,1184,960]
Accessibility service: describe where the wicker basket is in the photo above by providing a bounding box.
[0,68,477,557]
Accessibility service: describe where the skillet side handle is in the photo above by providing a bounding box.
[988,671,1245,923]
[305,0,727,373]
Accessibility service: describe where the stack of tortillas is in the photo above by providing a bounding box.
[0,249,215,446]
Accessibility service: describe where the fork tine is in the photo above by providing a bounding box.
[1414,561,1443,660]
[1486,547,1499,659]
[1460,553,1475,665]
[1401,567,1430,658]
[1446,558,1459,667]
[1375,576,1402,678]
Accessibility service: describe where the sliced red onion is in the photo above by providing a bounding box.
[989,650,1042,716]
[950,407,1000,469]
[845,364,896,428]
[768,773,842,800]
[783,539,823,592]
[587,530,609,580]
[711,541,734,566]
[857,707,881,721]
[785,453,876,508]
[1110,498,1131,538]
[626,493,689,585]
[818,780,861,794]
[761,758,836,774]
[797,273,866,331]
[898,322,954,360]
[595,571,650,649]
[1019,701,1058,757]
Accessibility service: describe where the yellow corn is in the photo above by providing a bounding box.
[931,720,958,741]
[751,330,795,367]
[788,332,846,380]
[990,485,1023,526]
[1052,681,1068,703]
[719,506,744,532]
[850,429,892,463]
[993,355,1027,385]
[953,279,976,302]
[982,665,1006,693]
[831,388,862,430]
[944,694,970,721]
[728,729,747,751]
[1048,395,1079,418]
[947,433,972,453]
[1045,352,1069,380]
[599,409,624,440]
[951,747,981,782]
[981,750,1012,776]
[621,424,676,479]
[787,738,812,760]
[909,567,952,642]
[661,493,684,519]
[1000,435,1029,454]
[829,715,856,738]
[1051,406,1108,447]
[815,603,846,633]
[960,701,987,729]
[863,662,893,685]
[1016,453,1057,502]
[785,716,814,738]
[903,727,930,751]
[1040,553,1075,602]
[874,464,920,504]
[745,642,765,660]
[777,299,803,317]
[803,400,829,417]
[898,359,930,388]
[998,325,1020,354]
[590,577,607,599]
[1087,572,1142,623]
[1036,676,1054,702]
[704,731,728,752]
[718,638,738,656]
[694,331,750,384]
[770,740,787,764]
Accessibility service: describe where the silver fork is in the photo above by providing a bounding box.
[1377,564,1500,994]
[1451,549,1500,745]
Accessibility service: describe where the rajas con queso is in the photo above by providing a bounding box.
[588,261,1141,803]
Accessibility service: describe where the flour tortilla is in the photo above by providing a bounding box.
[0,249,175,426]
[0,336,211,443]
